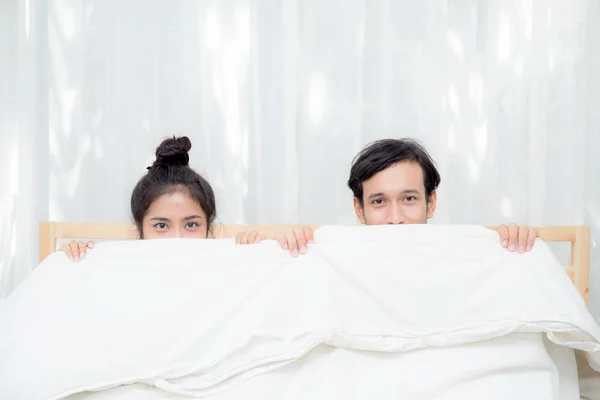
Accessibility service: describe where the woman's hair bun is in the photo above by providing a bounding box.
[150,136,192,169]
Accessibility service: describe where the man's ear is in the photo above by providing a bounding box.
[353,197,366,224]
[426,191,437,219]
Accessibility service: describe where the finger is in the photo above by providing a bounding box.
[507,223,518,252]
[251,231,263,244]
[248,231,257,244]
[303,226,315,244]
[86,240,95,249]
[78,241,88,260]
[497,224,509,247]
[240,231,251,245]
[526,228,538,252]
[285,232,299,257]
[517,226,529,254]
[234,232,245,245]
[293,227,308,254]
[70,241,81,261]
[274,232,289,250]
[245,231,260,244]
[59,243,73,260]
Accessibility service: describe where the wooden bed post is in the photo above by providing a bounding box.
[39,222,56,263]
[571,226,591,306]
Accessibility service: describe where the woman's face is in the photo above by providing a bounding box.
[141,191,208,239]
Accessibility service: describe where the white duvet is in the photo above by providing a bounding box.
[0,225,599,399]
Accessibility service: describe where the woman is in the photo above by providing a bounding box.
[61,136,255,260]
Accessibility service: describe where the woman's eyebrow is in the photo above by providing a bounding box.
[183,215,203,221]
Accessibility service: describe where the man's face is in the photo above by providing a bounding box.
[353,162,436,225]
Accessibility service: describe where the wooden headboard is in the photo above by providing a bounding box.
[39,222,590,305]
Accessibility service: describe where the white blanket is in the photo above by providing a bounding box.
[0,225,599,399]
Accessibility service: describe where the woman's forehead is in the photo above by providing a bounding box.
[146,192,206,217]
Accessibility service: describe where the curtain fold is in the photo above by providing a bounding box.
[1,0,599,319]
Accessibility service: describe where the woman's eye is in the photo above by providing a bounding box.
[186,222,199,228]
[155,223,167,229]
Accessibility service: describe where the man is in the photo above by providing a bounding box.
[239,138,537,256]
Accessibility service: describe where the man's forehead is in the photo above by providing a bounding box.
[363,162,425,190]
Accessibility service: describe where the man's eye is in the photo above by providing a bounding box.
[405,196,416,202]
[372,199,384,205]
[154,223,167,229]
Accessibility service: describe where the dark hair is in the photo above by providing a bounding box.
[130,136,216,238]
[347,138,441,206]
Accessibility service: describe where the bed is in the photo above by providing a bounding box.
[38,222,591,305]
[0,223,596,399]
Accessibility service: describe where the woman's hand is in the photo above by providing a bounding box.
[235,226,315,258]
[58,240,95,262]
[273,226,315,258]
[234,231,264,245]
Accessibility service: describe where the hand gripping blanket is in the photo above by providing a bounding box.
[0,225,599,399]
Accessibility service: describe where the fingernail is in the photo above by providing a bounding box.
[80,253,86,260]
[300,245,307,254]
[510,244,516,252]
[74,256,79,261]
[527,245,532,252]
[308,239,315,244]
[502,240,508,247]
[518,246,525,254]
[283,243,288,250]
[291,248,298,257]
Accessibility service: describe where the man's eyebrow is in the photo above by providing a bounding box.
[367,189,422,200]
[367,192,385,200]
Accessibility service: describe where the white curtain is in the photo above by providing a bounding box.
[1,0,599,317]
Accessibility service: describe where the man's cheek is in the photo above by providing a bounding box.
[365,209,385,225]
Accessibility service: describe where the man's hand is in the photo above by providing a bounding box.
[495,224,539,254]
